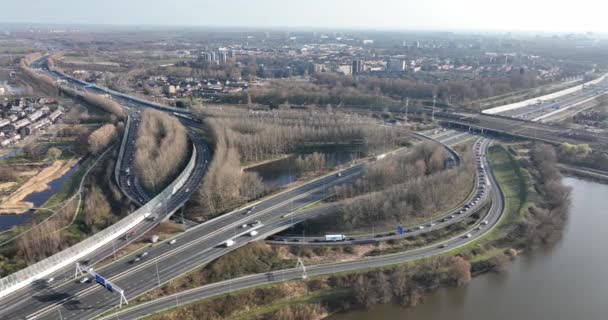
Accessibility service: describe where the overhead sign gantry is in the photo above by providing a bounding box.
[75,263,128,308]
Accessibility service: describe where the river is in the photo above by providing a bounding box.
[0,163,81,232]
[329,177,608,320]
[247,150,358,190]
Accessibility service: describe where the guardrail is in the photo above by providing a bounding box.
[0,145,198,299]
[114,115,137,203]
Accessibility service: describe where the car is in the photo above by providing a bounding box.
[337,172,343,177]
[241,224,249,228]
[464,233,472,238]
[418,226,424,230]
[251,220,262,226]
[169,239,177,244]
[476,226,482,231]
[450,215,455,219]
[47,278,55,283]
[80,277,89,284]
[482,220,489,225]
[439,244,448,248]
[428,223,436,227]
[281,214,289,218]
[140,252,148,258]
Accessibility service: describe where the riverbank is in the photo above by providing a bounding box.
[137,142,569,320]
[0,159,80,215]
[327,177,601,320]
[558,163,608,184]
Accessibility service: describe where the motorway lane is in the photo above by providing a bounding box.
[0,139,379,319]
[270,138,491,245]
[13,57,490,318]
[22,167,367,319]
[18,132,442,319]
[444,114,608,153]
[0,59,210,317]
[100,139,505,320]
[497,78,608,120]
[0,142,209,318]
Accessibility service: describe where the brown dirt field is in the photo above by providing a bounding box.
[0,159,79,215]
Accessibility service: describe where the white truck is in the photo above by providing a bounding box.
[325,234,346,241]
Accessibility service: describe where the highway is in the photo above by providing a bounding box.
[2,56,502,319]
[436,112,608,153]
[0,57,210,318]
[496,78,608,121]
[100,137,504,320]
[269,136,490,245]
[0,130,470,320]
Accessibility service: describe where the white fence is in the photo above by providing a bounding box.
[0,146,197,299]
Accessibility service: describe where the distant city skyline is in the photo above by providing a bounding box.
[0,0,606,33]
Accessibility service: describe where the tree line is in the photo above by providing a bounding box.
[148,255,471,320]
[134,109,189,194]
[187,106,404,220]
[521,143,572,246]
[195,105,402,163]
[325,143,473,229]
[87,124,117,155]
[19,53,59,95]
[213,71,540,109]
[82,92,126,120]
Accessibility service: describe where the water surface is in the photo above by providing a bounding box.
[329,177,608,320]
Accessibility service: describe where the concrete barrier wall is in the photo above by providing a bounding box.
[533,92,608,122]
[483,74,607,115]
[0,146,198,299]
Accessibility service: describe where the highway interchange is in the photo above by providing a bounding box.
[0,116,497,320]
[267,135,490,246]
[100,137,502,320]
[0,56,520,320]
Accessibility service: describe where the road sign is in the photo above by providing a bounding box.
[397,225,404,235]
[95,274,105,286]
[86,267,128,308]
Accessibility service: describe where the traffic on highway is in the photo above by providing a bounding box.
[0,57,509,320]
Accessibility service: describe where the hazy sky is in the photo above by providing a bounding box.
[1,0,606,33]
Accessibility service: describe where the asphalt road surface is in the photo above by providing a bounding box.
[100,138,504,320]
